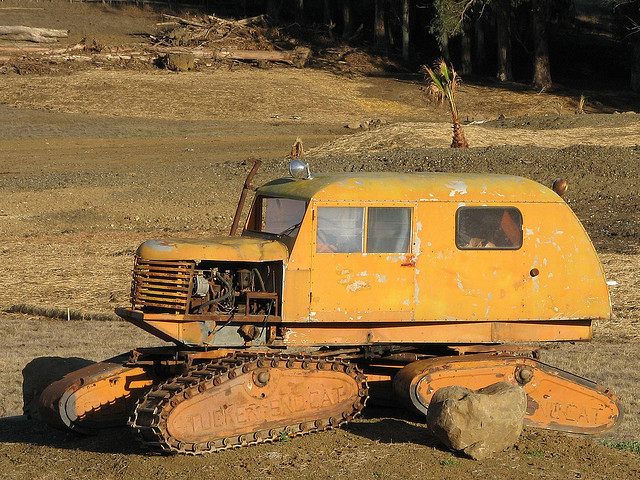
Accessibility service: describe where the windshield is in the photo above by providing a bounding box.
[247,196,307,237]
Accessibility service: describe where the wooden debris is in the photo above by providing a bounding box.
[216,46,311,67]
[161,14,207,28]
[0,25,68,44]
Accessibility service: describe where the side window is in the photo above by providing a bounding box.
[456,207,523,250]
[247,196,306,236]
[367,207,412,253]
[263,198,306,236]
[317,207,364,253]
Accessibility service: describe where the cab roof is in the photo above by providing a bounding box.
[256,172,561,203]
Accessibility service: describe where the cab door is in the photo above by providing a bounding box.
[309,202,416,322]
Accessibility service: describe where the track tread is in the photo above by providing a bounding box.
[129,352,368,454]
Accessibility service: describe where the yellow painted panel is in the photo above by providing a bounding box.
[282,269,311,321]
[309,201,416,322]
[279,321,592,346]
[414,202,610,322]
[137,237,288,262]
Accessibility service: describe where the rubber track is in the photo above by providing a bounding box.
[129,352,369,454]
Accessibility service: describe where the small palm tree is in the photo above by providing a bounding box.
[422,60,469,148]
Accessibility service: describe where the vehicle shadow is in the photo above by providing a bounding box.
[343,405,444,449]
[0,415,149,455]
[0,407,447,456]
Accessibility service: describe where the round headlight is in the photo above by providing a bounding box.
[289,158,312,180]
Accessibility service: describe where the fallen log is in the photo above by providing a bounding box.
[0,44,310,69]
[1,33,56,43]
[216,47,311,67]
[206,14,266,27]
[0,25,68,44]
[0,43,83,54]
[161,14,206,28]
[0,26,68,38]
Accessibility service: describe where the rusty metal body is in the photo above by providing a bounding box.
[39,171,621,453]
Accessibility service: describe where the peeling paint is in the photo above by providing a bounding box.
[346,280,369,292]
[445,181,468,197]
[145,239,175,252]
[283,329,298,342]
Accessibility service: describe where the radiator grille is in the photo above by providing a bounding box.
[131,258,195,313]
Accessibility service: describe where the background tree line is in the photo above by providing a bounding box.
[184,0,638,91]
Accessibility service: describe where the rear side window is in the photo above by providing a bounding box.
[367,207,412,253]
[456,207,523,250]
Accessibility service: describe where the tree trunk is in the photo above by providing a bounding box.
[632,37,640,92]
[531,0,552,89]
[342,0,352,39]
[402,0,410,61]
[474,16,486,73]
[495,1,512,81]
[374,0,386,50]
[323,0,333,37]
[295,0,304,25]
[440,32,451,64]
[451,121,469,148]
[461,31,472,75]
[267,0,281,22]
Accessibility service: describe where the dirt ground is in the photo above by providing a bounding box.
[1,1,640,478]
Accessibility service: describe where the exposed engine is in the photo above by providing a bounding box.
[131,257,282,318]
[188,261,281,316]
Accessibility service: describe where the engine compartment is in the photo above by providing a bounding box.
[187,260,282,316]
[131,257,282,318]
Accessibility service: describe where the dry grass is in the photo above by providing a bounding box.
[0,69,619,127]
[0,70,374,123]
[307,121,640,155]
[0,313,159,418]
[0,233,141,313]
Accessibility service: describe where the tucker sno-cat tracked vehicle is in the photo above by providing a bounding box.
[40,159,622,454]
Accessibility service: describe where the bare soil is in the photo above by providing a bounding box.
[1,1,640,478]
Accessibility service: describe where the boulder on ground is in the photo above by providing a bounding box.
[426,382,527,460]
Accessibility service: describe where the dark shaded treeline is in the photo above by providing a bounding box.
[123,0,636,90]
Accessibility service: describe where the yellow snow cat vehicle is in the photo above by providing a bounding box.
[39,159,621,454]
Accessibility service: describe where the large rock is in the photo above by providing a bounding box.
[426,382,527,460]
